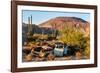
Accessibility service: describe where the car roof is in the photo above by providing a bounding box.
[55,42,64,44]
[34,47,42,52]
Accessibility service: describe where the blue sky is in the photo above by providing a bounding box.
[22,10,90,25]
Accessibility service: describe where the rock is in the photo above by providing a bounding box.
[47,54,55,61]
[75,51,81,60]
[25,54,33,61]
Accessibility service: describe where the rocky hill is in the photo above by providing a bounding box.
[39,17,89,31]
[22,17,90,35]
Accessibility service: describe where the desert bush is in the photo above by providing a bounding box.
[59,27,84,46]
[58,26,90,58]
[82,36,90,58]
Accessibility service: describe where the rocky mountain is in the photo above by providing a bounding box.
[22,17,90,35]
[39,17,90,31]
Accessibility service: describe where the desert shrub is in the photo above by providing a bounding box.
[59,27,84,46]
[82,36,90,58]
[27,36,35,42]
[58,26,90,58]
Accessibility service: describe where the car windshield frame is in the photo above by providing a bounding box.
[55,44,64,48]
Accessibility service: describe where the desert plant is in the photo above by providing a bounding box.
[59,27,84,46]
[58,26,90,58]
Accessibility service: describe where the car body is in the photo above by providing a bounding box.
[53,42,68,57]
[22,46,32,55]
[32,46,45,57]
[32,46,53,58]
[42,45,53,50]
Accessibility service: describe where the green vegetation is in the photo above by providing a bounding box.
[58,26,90,58]
[58,27,83,46]
[82,36,90,58]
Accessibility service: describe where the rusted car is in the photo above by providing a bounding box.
[53,42,68,57]
[31,46,54,60]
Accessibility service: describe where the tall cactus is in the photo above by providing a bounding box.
[28,15,33,36]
